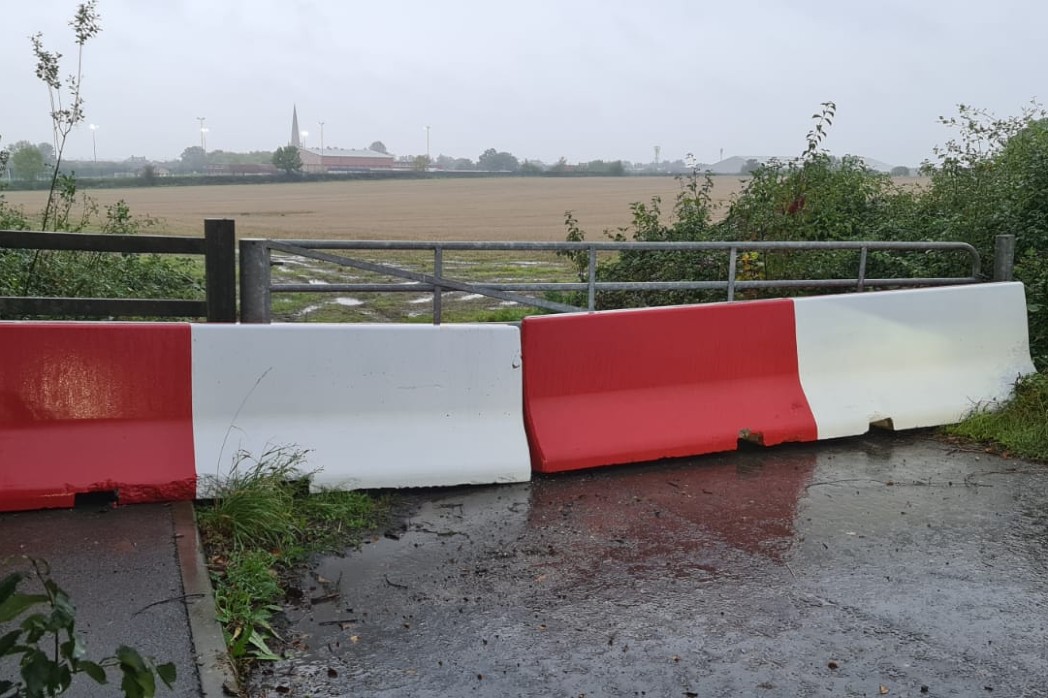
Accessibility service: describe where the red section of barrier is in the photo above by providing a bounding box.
[0,323,196,511]
[521,301,818,473]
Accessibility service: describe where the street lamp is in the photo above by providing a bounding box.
[196,116,207,151]
[424,125,431,162]
[318,121,325,152]
[89,124,98,164]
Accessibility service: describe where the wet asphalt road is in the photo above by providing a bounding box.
[250,432,1048,697]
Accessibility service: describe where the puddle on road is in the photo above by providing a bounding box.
[250,433,1048,697]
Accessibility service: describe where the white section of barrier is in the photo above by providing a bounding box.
[794,283,1036,440]
[190,324,531,493]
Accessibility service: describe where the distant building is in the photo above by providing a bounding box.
[288,106,394,172]
[298,147,394,173]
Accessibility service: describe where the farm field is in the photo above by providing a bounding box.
[2,176,744,240]
[1,175,928,323]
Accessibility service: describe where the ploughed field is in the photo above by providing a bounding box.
[2,176,743,240]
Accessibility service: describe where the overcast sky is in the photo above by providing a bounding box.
[2,0,1045,167]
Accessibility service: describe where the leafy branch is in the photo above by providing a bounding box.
[803,101,836,160]
[30,0,100,231]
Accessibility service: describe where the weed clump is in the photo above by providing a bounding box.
[196,447,387,670]
[947,373,1048,460]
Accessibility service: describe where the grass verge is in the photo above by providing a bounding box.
[195,446,389,678]
[945,372,1048,460]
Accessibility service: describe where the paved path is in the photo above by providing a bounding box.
[0,502,227,697]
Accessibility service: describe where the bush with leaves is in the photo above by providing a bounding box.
[0,192,202,312]
[562,100,1048,324]
[913,103,1048,365]
[913,103,1048,258]
[0,559,175,698]
[560,168,727,309]
[561,103,937,308]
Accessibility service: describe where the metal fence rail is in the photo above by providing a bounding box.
[240,237,994,324]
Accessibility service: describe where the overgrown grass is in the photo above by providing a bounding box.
[946,372,1048,460]
[196,447,388,675]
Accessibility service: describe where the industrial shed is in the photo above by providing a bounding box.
[298,147,394,173]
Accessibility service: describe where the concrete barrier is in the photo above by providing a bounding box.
[520,301,818,473]
[191,324,531,492]
[0,323,196,511]
[794,282,1036,439]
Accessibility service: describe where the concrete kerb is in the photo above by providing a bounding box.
[171,501,238,697]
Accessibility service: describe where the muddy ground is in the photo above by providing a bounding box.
[249,432,1048,697]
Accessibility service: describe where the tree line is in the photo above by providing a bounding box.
[2,139,634,181]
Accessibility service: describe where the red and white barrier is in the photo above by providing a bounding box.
[0,283,1035,510]
[521,283,1035,473]
[0,322,530,512]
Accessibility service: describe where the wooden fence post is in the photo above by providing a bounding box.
[204,219,237,322]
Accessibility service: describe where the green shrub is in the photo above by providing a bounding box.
[0,196,202,314]
[560,168,727,310]
[560,100,1048,362]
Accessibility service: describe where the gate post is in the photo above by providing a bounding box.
[994,234,1016,282]
[239,239,272,323]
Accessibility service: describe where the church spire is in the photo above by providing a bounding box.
[291,105,300,147]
